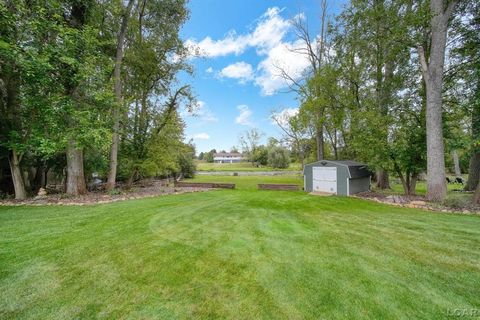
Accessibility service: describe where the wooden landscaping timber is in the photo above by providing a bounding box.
[174,182,235,189]
[257,184,300,191]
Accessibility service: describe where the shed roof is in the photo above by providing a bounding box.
[304,160,371,179]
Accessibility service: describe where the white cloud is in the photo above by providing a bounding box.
[192,133,210,140]
[185,31,250,58]
[186,7,312,96]
[186,7,290,58]
[248,7,291,54]
[186,100,218,122]
[255,39,311,95]
[271,107,299,126]
[205,67,214,73]
[219,62,254,83]
[235,105,253,126]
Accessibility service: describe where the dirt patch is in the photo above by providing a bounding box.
[0,180,211,206]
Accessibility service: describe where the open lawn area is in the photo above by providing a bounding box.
[195,161,302,172]
[1,185,480,319]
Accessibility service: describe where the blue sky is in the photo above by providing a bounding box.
[179,0,346,153]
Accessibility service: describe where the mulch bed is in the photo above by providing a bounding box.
[0,180,210,206]
[355,191,480,215]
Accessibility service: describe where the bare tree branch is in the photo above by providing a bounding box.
[155,85,190,135]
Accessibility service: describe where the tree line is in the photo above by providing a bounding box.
[0,0,195,199]
[274,0,479,203]
[198,131,292,169]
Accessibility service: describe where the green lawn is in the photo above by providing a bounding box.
[196,161,301,172]
[1,187,479,319]
[185,174,303,191]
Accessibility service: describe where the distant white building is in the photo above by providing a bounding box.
[213,152,244,163]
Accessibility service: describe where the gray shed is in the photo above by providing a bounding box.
[303,160,371,195]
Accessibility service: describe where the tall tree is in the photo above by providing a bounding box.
[271,110,309,168]
[239,128,263,165]
[0,3,26,199]
[452,1,480,191]
[0,1,27,199]
[106,0,135,191]
[277,0,329,160]
[60,0,91,195]
[332,0,413,190]
[418,0,459,201]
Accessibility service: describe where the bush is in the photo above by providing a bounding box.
[177,154,196,178]
[204,152,214,163]
[252,146,268,166]
[268,147,290,169]
[442,194,471,209]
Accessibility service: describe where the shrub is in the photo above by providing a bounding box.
[204,152,214,163]
[442,194,470,209]
[268,147,290,169]
[177,154,196,178]
[252,146,268,166]
[108,188,122,196]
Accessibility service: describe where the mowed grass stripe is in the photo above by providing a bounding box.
[0,189,479,319]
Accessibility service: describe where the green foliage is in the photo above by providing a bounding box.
[442,193,471,209]
[267,146,290,169]
[108,188,122,196]
[239,128,263,164]
[177,153,196,179]
[204,150,215,163]
[252,146,268,166]
[0,0,191,197]
[138,111,189,178]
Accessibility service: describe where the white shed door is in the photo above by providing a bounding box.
[312,167,337,194]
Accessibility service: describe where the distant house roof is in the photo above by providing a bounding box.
[213,152,243,157]
[304,160,371,179]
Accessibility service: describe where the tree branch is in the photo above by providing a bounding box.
[154,85,189,135]
[444,0,459,19]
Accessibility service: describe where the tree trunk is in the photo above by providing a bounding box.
[424,77,447,202]
[408,173,418,196]
[106,0,135,191]
[376,169,390,189]
[34,161,47,191]
[333,128,338,160]
[452,150,461,177]
[418,0,458,202]
[395,168,408,195]
[61,167,67,193]
[316,126,324,160]
[466,152,480,191]
[474,180,480,205]
[126,170,137,189]
[66,139,87,195]
[24,169,32,190]
[297,140,305,169]
[8,149,27,200]
[466,90,480,190]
